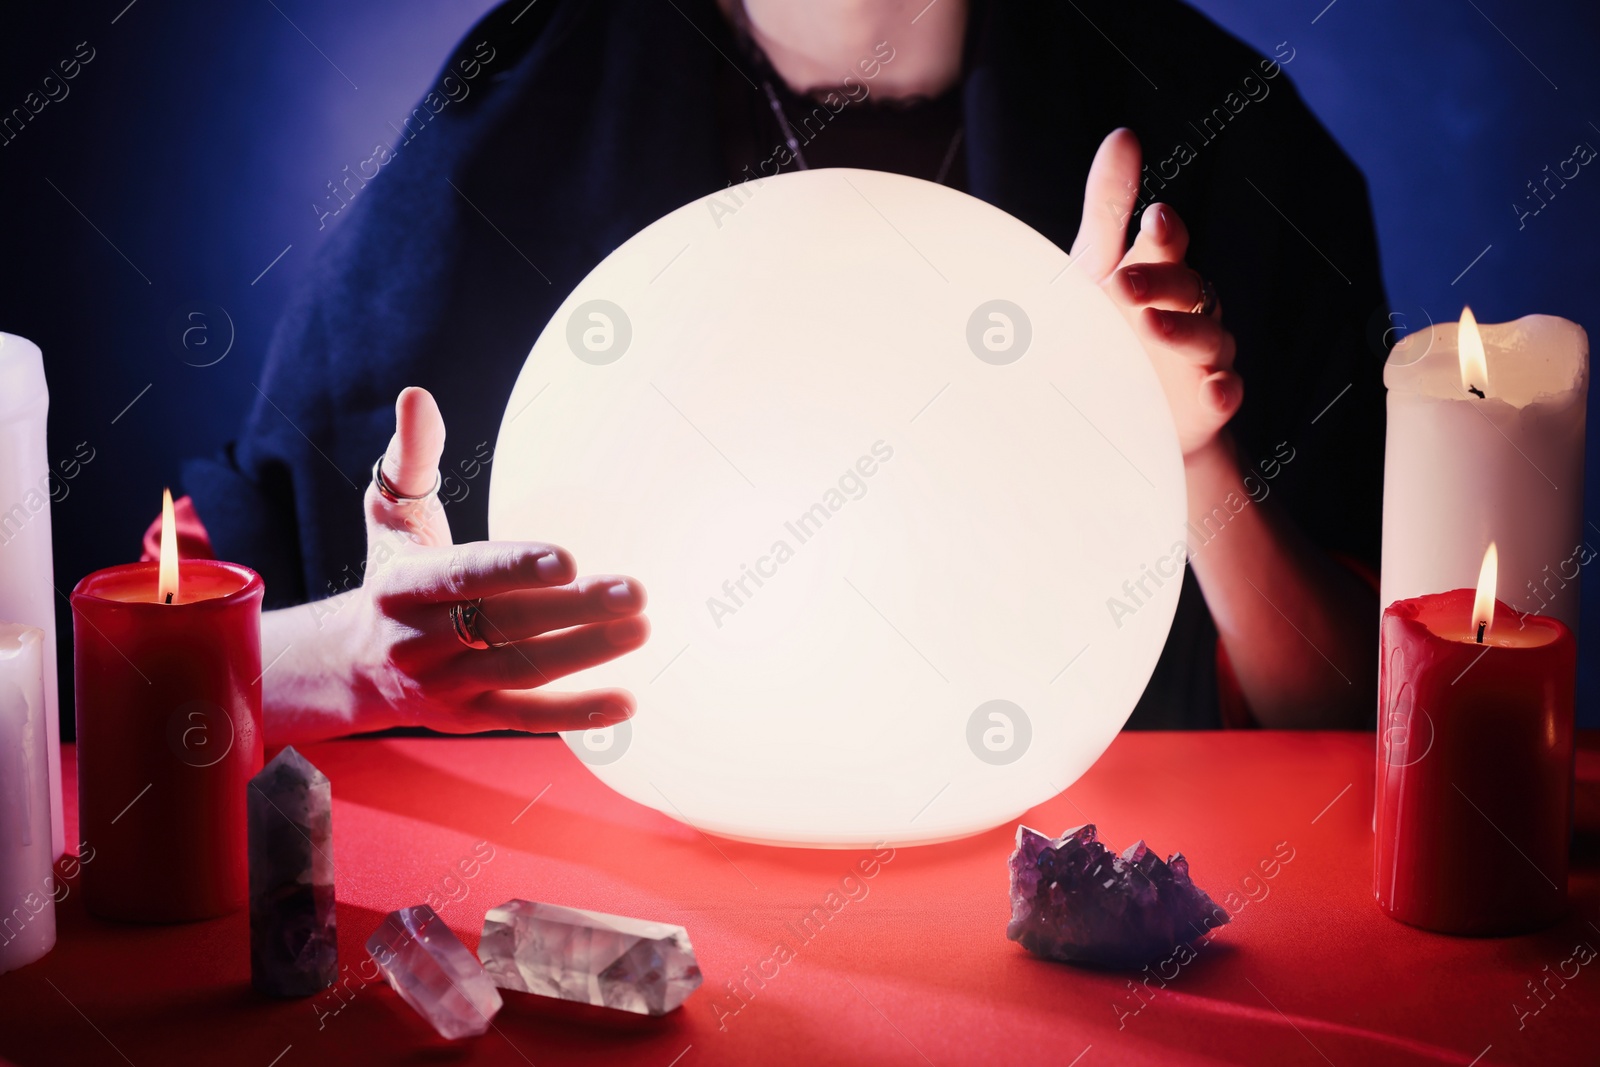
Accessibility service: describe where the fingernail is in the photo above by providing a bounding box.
[603,580,634,611]
[1153,309,1174,336]
[1204,378,1229,411]
[534,552,564,581]
[1124,269,1147,300]
[1158,207,1172,238]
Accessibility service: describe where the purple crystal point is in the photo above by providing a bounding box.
[247,746,336,997]
[366,905,503,1039]
[1006,824,1228,968]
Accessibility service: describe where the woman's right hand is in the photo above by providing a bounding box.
[327,386,648,735]
[1069,128,1243,458]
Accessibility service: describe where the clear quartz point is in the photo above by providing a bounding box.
[478,899,703,1015]
[366,905,503,1039]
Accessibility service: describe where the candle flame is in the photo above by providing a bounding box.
[158,488,179,604]
[1472,541,1497,641]
[1458,306,1489,396]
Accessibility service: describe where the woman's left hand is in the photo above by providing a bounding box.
[1070,129,1243,457]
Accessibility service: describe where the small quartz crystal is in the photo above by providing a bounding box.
[1007,824,1228,968]
[478,899,702,1015]
[247,746,336,997]
[367,905,503,1039]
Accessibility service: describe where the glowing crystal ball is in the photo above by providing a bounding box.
[489,169,1183,847]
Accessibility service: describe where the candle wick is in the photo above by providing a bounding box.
[1467,384,1485,399]
[1476,620,1486,643]
[165,592,173,605]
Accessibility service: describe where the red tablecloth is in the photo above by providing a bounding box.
[3,731,1598,1066]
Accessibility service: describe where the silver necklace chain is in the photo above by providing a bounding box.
[737,0,963,184]
[759,76,965,186]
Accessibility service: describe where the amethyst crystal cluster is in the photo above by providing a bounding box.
[1007,824,1228,968]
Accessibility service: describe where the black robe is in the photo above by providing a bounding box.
[184,0,1388,728]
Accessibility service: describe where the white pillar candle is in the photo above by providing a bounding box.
[1381,312,1588,628]
[0,623,55,973]
[0,334,62,859]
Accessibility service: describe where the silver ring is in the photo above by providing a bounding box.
[372,456,441,505]
[450,600,502,650]
[1191,279,1218,317]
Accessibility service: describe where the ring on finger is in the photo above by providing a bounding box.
[1190,279,1219,318]
[449,599,508,650]
[372,456,441,505]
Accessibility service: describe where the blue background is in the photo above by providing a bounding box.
[2,0,1597,730]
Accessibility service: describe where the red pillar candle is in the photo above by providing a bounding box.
[1375,546,1575,935]
[70,492,263,922]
